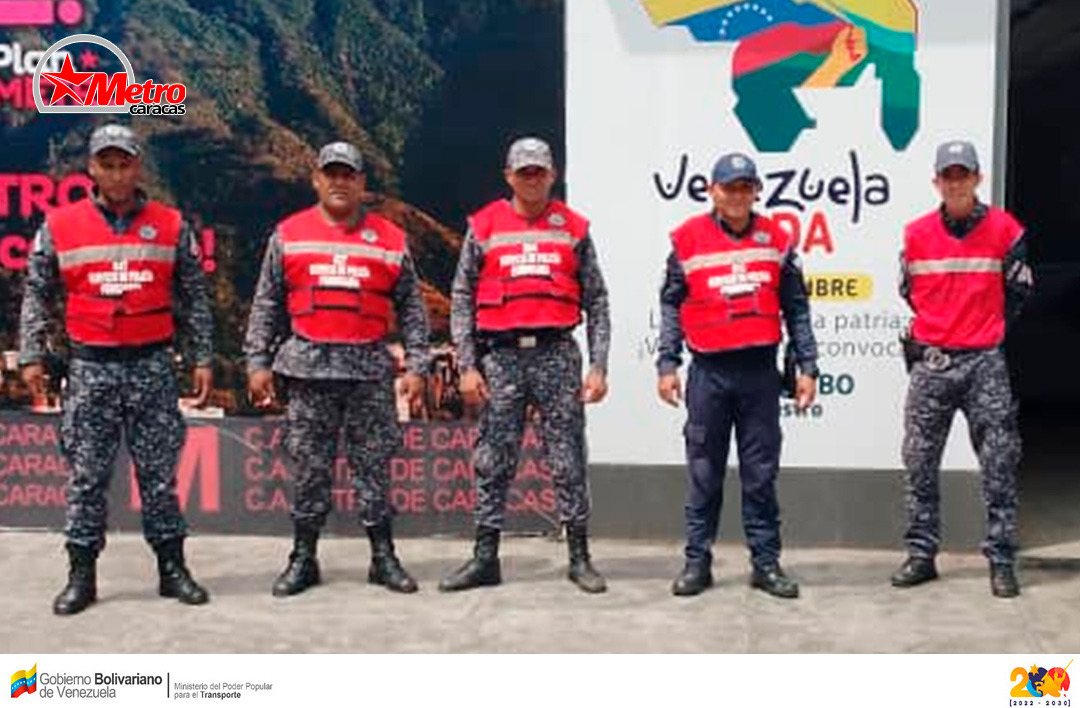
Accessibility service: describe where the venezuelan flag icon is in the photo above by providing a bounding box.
[11,664,37,698]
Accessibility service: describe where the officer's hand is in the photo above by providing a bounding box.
[581,368,608,404]
[460,369,488,407]
[248,369,276,408]
[658,372,682,407]
[21,364,46,400]
[795,374,817,412]
[401,372,425,413]
[191,366,214,408]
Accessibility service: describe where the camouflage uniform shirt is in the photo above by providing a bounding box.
[899,202,1034,326]
[18,191,213,365]
[244,210,430,380]
[450,223,611,373]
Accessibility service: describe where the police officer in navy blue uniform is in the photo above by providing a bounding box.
[657,153,819,599]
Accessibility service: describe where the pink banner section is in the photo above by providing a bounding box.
[0,1,53,26]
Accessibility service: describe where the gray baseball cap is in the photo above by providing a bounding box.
[935,140,979,174]
[711,152,761,186]
[89,124,140,157]
[317,141,363,172]
[506,137,554,171]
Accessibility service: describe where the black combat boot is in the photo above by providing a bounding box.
[53,543,98,616]
[890,556,938,588]
[566,523,606,594]
[751,563,800,599]
[438,525,501,592]
[272,525,321,597]
[672,560,714,597]
[154,538,210,605]
[990,563,1020,598]
[366,519,418,593]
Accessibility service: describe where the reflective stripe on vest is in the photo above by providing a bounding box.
[49,198,179,347]
[682,247,784,274]
[281,240,405,264]
[673,213,786,354]
[904,206,1021,349]
[478,230,578,253]
[57,244,177,269]
[279,207,404,345]
[906,257,1002,275]
[471,200,586,332]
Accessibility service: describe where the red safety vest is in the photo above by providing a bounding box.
[672,213,787,353]
[49,198,180,347]
[471,199,587,332]
[904,207,1023,348]
[280,207,404,344]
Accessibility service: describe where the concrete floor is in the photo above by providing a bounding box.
[1,531,1077,653]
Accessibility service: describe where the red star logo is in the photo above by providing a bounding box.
[78,50,100,70]
[40,55,93,106]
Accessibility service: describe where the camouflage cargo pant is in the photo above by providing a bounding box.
[902,347,1021,564]
[473,334,590,529]
[283,377,399,529]
[60,350,187,552]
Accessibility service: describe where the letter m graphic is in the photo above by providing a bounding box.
[129,426,221,512]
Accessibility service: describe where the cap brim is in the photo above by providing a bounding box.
[319,160,361,171]
[936,162,977,173]
[91,143,139,157]
[509,161,552,171]
[716,175,761,186]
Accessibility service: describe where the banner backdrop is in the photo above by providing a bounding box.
[0,5,563,428]
[0,1,1006,483]
[0,2,570,535]
[0,412,555,535]
[569,0,1004,467]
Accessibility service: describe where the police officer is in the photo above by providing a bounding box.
[19,124,214,615]
[892,140,1031,598]
[439,137,611,594]
[657,152,818,599]
[244,142,429,597]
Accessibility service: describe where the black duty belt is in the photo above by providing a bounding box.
[902,336,994,373]
[71,341,170,363]
[480,328,570,350]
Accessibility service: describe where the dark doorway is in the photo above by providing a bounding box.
[1007,0,1080,546]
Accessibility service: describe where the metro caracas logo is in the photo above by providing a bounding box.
[10,664,37,698]
[32,33,187,115]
